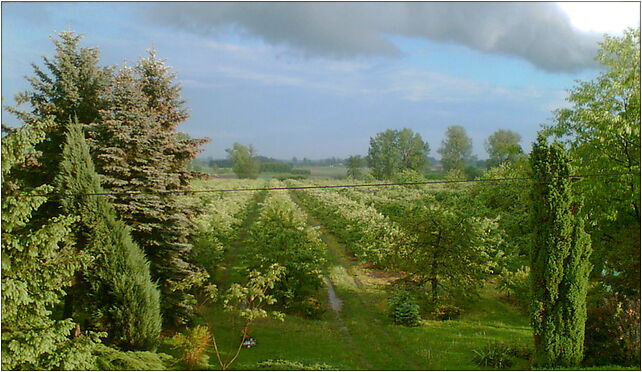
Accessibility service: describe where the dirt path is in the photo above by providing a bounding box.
[289,189,424,370]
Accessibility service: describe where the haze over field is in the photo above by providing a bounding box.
[2,2,639,159]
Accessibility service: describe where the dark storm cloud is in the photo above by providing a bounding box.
[147,2,601,73]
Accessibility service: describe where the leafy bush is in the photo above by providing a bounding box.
[584,297,641,367]
[93,344,172,370]
[166,326,211,370]
[255,359,336,370]
[300,297,326,319]
[434,305,463,320]
[498,266,531,312]
[472,342,514,369]
[388,291,422,327]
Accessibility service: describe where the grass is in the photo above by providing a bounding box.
[180,189,533,370]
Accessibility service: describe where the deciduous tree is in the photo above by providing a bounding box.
[367,128,429,180]
[485,129,523,167]
[438,125,473,172]
[226,143,260,179]
[545,28,640,299]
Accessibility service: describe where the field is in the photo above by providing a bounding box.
[171,178,535,370]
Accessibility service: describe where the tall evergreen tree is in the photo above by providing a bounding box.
[56,121,162,351]
[6,31,112,188]
[1,119,100,370]
[88,65,208,327]
[530,135,592,367]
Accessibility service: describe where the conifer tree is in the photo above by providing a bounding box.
[6,31,112,188]
[88,65,208,326]
[1,119,100,370]
[530,135,592,367]
[55,120,162,351]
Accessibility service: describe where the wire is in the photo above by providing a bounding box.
[2,172,638,199]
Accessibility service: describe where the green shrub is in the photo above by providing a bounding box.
[93,344,172,370]
[255,359,336,370]
[388,291,422,327]
[472,342,514,369]
[166,326,212,370]
[584,297,640,367]
[498,266,531,312]
[434,305,463,320]
[300,297,326,319]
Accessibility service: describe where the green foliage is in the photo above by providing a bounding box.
[345,155,364,179]
[212,265,286,370]
[434,305,463,321]
[227,142,260,179]
[1,119,101,370]
[89,63,208,327]
[254,359,337,370]
[93,344,172,370]
[437,125,473,172]
[467,160,532,269]
[530,135,592,368]
[245,190,326,310]
[394,193,500,302]
[388,291,421,327]
[584,296,640,367]
[56,121,162,350]
[6,31,112,189]
[367,128,429,180]
[167,325,212,370]
[498,266,531,312]
[485,129,524,167]
[261,161,293,173]
[472,342,516,369]
[544,28,640,299]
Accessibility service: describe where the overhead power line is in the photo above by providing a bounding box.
[2,172,638,199]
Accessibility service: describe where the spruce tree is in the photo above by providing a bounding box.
[1,119,100,370]
[55,120,162,351]
[6,31,112,189]
[88,65,208,327]
[530,135,592,367]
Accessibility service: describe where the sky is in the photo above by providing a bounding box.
[1,2,640,160]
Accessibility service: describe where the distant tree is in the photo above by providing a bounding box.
[1,119,100,370]
[56,121,162,351]
[226,143,260,179]
[530,135,592,368]
[485,129,523,167]
[545,28,640,299]
[345,155,364,179]
[438,125,473,172]
[367,128,429,180]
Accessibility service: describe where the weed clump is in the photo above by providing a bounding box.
[434,305,462,320]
